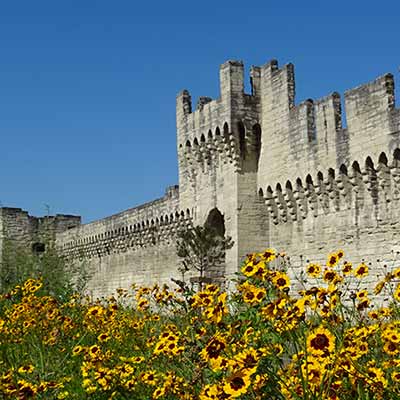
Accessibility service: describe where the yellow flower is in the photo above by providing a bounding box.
[368,310,380,320]
[141,370,158,385]
[137,298,149,310]
[117,363,135,378]
[392,371,400,382]
[97,333,110,343]
[382,328,400,343]
[306,263,321,278]
[306,326,335,357]
[200,283,216,293]
[342,261,352,275]
[199,384,219,400]
[327,252,339,268]
[260,248,276,262]
[301,357,327,387]
[204,293,228,323]
[383,341,400,356]
[357,298,370,311]
[394,283,400,301]
[17,380,38,396]
[86,306,104,318]
[365,367,387,387]
[234,348,259,372]
[241,283,264,305]
[88,345,101,358]
[394,267,400,278]
[272,272,290,291]
[356,290,369,300]
[18,365,35,374]
[191,291,214,308]
[209,356,231,372]
[374,280,385,295]
[200,333,226,362]
[354,263,369,278]
[241,262,258,277]
[323,269,341,284]
[72,345,84,356]
[223,369,252,398]
[152,386,166,399]
[379,307,392,318]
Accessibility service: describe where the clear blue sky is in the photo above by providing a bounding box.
[0,0,399,223]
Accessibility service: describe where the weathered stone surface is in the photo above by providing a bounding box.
[2,59,400,297]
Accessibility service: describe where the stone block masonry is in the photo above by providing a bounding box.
[2,58,400,297]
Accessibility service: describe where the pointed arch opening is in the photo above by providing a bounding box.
[252,123,262,163]
[366,156,374,170]
[352,161,361,173]
[379,152,388,165]
[237,121,246,159]
[339,164,348,175]
[204,208,225,237]
[223,123,229,136]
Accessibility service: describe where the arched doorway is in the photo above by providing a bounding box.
[204,208,225,237]
[202,208,232,285]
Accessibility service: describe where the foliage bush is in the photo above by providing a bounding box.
[176,224,233,283]
[1,249,400,399]
[0,239,91,302]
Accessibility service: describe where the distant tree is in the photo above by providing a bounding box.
[176,224,233,288]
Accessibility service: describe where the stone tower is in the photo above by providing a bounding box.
[176,60,269,282]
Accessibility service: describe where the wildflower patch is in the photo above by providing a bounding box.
[1,250,400,399]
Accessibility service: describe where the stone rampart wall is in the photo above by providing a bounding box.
[264,148,400,289]
[55,186,193,297]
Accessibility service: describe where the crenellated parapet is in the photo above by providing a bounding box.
[56,185,193,260]
[60,208,193,260]
[176,61,263,185]
[260,149,400,225]
[177,59,400,196]
[257,60,400,191]
[0,207,81,251]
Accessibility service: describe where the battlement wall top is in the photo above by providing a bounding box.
[56,186,194,260]
[256,58,400,190]
[177,59,399,145]
[0,207,81,244]
[56,185,184,247]
[176,60,260,147]
[0,207,81,221]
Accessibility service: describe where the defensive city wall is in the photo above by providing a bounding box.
[1,59,400,297]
